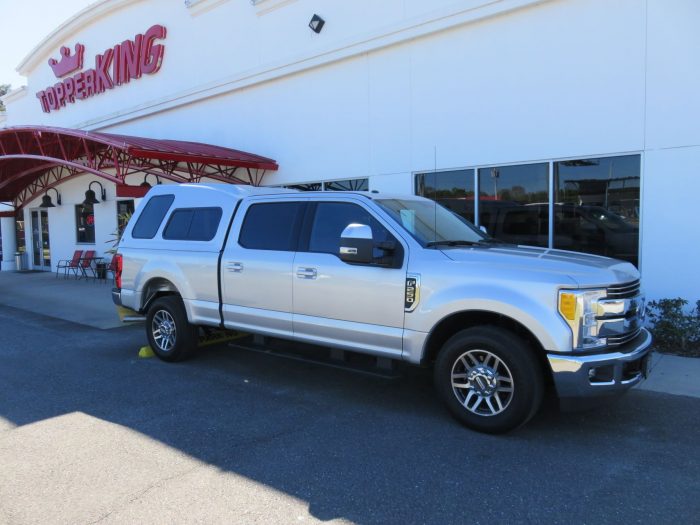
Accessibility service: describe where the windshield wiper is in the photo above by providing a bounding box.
[426,240,480,247]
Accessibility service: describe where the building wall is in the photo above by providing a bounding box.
[2,0,700,300]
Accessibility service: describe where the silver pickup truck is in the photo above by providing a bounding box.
[112,183,652,433]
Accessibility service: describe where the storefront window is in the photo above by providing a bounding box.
[554,155,640,266]
[325,178,368,191]
[286,182,322,191]
[75,204,96,244]
[117,200,135,232]
[15,213,26,253]
[415,169,475,223]
[478,163,549,247]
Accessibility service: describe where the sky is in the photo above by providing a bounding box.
[0,0,96,90]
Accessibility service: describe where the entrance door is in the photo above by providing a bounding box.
[31,210,51,270]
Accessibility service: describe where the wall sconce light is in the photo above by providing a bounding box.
[83,181,106,205]
[309,14,325,33]
[39,187,61,208]
[140,173,162,189]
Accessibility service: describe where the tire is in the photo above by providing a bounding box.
[146,296,198,362]
[434,326,543,434]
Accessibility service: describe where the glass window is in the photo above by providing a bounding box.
[554,155,640,266]
[286,183,322,191]
[75,204,96,244]
[308,202,393,256]
[478,163,549,247]
[415,169,476,223]
[239,202,305,251]
[376,198,486,247]
[325,179,369,191]
[14,213,25,253]
[132,195,175,239]
[117,200,135,232]
[163,208,223,241]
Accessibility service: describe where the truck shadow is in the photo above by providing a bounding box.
[0,306,695,523]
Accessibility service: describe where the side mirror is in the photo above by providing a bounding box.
[339,223,373,264]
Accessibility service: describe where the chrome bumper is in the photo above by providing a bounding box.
[547,328,652,410]
[111,287,122,306]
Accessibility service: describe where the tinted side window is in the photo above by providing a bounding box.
[239,202,305,251]
[132,195,175,239]
[163,207,223,241]
[308,202,393,256]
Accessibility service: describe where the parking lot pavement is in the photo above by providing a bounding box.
[0,303,699,524]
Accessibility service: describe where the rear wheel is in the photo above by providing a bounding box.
[146,296,198,362]
[434,326,543,433]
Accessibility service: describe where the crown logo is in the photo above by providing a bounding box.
[48,43,85,78]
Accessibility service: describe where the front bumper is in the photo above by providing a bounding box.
[547,328,652,410]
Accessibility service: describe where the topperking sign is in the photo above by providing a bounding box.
[36,24,166,113]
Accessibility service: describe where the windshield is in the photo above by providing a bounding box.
[375,198,488,247]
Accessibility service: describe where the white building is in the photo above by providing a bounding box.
[0,0,698,301]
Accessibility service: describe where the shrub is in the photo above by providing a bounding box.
[646,298,700,357]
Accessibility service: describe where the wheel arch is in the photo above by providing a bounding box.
[140,277,182,313]
[421,310,553,384]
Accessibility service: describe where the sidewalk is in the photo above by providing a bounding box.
[0,270,697,398]
[0,270,121,329]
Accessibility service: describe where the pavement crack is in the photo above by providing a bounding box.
[87,464,202,524]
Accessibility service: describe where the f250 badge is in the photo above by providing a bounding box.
[405,274,421,312]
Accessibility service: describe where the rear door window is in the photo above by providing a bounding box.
[131,195,175,239]
[238,202,305,251]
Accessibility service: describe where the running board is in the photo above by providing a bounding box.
[227,338,401,379]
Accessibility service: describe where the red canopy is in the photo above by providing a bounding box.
[0,126,278,209]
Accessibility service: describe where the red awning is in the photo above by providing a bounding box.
[0,126,278,209]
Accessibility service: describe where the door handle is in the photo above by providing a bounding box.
[227,262,243,273]
[296,267,317,279]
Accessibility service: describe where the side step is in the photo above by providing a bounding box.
[227,336,401,379]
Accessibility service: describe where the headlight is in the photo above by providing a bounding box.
[558,289,607,350]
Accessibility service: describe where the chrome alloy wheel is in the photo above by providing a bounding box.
[152,310,177,352]
[450,349,514,417]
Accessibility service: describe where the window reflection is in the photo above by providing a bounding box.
[415,169,475,223]
[554,155,640,266]
[478,163,549,247]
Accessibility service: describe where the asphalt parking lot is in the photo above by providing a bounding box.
[0,302,699,524]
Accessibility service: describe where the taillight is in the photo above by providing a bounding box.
[114,253,123,289]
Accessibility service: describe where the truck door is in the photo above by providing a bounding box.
[220,199,306,338]
[292,200,407,358]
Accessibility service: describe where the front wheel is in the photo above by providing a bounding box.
[434,326,543,434]
[146,296,198,362]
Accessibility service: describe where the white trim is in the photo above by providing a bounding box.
[253,0,298,17]
[16,0,142,76]
[65,0,552,130]
[185,0,231,16]
[1,86,28,106]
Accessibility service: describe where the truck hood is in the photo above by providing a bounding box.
[441,244,639,287]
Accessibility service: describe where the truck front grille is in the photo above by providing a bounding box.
[607,280,640,299]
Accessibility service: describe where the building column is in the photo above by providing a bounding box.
[0,216,17,271]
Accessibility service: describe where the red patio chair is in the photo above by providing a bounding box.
[104,257,119,283]
[78,250,97,280]
[56,250,83,279]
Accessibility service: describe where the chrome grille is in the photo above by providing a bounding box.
[607,280,640,299]
[607,328,642,346]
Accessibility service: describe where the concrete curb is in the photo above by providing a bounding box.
[635,352,700,399]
